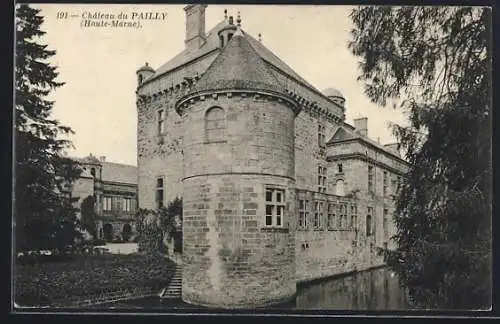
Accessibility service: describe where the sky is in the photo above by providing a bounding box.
[30,4,407,166]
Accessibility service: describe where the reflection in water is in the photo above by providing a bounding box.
[95,267,410,310]
[296,267,410,310]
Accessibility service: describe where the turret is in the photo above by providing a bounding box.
[136,62,155,86]
[175,28,300,308]
[323,87,346,109]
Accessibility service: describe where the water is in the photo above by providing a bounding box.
[295,267,410,310]
[92,267,410,310]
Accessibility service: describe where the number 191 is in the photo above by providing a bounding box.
[56,12,68,19]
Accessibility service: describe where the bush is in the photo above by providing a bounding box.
[93,239,106,246]
[14,254,176,306]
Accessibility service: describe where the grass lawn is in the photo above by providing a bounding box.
[14,253,176,307]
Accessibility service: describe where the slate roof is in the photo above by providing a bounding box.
[327,125,405,162]
[188,28,284,95]
[149,20,228,80]
[76,155,137,185]
[322,88,344,98]
[101,162,137,185]
[327,127,356,144]
[147,19,319,94]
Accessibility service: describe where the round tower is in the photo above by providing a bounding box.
[323,87,346,109]
[136,62,155,86]
[175,29,300,308]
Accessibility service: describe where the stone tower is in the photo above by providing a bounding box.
[136,62,155,86]
[175,28,301,308]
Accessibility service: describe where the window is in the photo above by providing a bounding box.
[318,124,326,148]
[397,176,402,193]
[205,107,226,143]
[338,204,347,229]
[90,168,96,178]
[103,197,112,211]
[313,201,320,229]
[158,110,165,134]
[228,33,233,41]
[123,198,132,212]
[383,208,388,239]
[319,201,324,229]
[391,178,397,195]
[368,165,374,193]
[383,171,388,196]
[265,187,285,227]
[327,203,336,229]
[337,163,343,173]
[350,205,357,230]
[298,199,308,229]
[219,34,224,47]
[366,207,373,236]
[335,179,345,196]
[156,177,164,209]
[138,74,143,84]
[353,205,358,230]
[318,166,327,193]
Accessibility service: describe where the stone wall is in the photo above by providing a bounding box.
[182,175,296,308]
[294,107,340,192]
[180,93,297,308]
[137,89,184,209]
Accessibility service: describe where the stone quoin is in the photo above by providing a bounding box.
[135,5,409,308]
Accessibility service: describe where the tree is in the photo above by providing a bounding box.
[159,197,183,253]
[80,195,97,238]
[349,7,491,309]
[15,4,82,251]
[135,209,163,255]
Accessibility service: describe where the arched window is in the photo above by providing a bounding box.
[366,214,372,237]
[335,179,345,196]
[205,107,226,143]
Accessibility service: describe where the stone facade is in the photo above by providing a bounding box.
[70,154,138,241]
[135,5,409,308]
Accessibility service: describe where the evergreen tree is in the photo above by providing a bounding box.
[15,4,82,251]
[349,6,491,309]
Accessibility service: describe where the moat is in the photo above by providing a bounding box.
[94,267,410,310]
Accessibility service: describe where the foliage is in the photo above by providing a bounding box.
[15,4,82,252]
[80,195,97,238]
[349,6,491,309]
[135,208,163,255]
[14,254,176,306]
[134,198,183,255]
[158,197,183,253]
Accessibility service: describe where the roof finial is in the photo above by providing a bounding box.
[236,11,241,27]
[145,62,149,66]
[224,9,228,20]
[258,33,262,42]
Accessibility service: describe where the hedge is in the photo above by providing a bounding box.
[14,254,176,307]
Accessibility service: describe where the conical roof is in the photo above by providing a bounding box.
[187,28,284,95]
[137,62,154,73]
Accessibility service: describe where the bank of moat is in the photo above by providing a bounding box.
[136,5,409,308]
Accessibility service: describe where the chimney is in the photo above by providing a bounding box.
[184,4,208,51]
[384,143,400,157]
[99,156,106,162]
[354,117,368,137]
